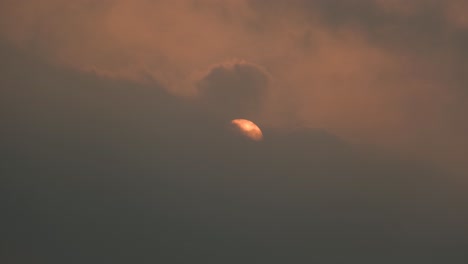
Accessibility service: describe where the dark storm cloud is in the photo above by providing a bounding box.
[2,1,468,263]
[196,60,269,119]
[2,39,468,263]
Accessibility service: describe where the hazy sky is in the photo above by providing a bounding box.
[1,1,468,263]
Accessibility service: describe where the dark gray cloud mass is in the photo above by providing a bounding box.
[1,39,468,264]
[196,60,269,119]
[2,1,468,263]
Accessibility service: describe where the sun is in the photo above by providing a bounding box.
[230,119,263,141]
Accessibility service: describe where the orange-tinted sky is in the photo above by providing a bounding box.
[1,0,467,172]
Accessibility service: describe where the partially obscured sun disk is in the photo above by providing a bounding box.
[230,119,263,141]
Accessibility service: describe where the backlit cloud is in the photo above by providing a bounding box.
[1,0,467,172]
[196,60,269,119]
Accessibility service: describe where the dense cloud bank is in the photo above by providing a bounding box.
[2,39,468,263]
